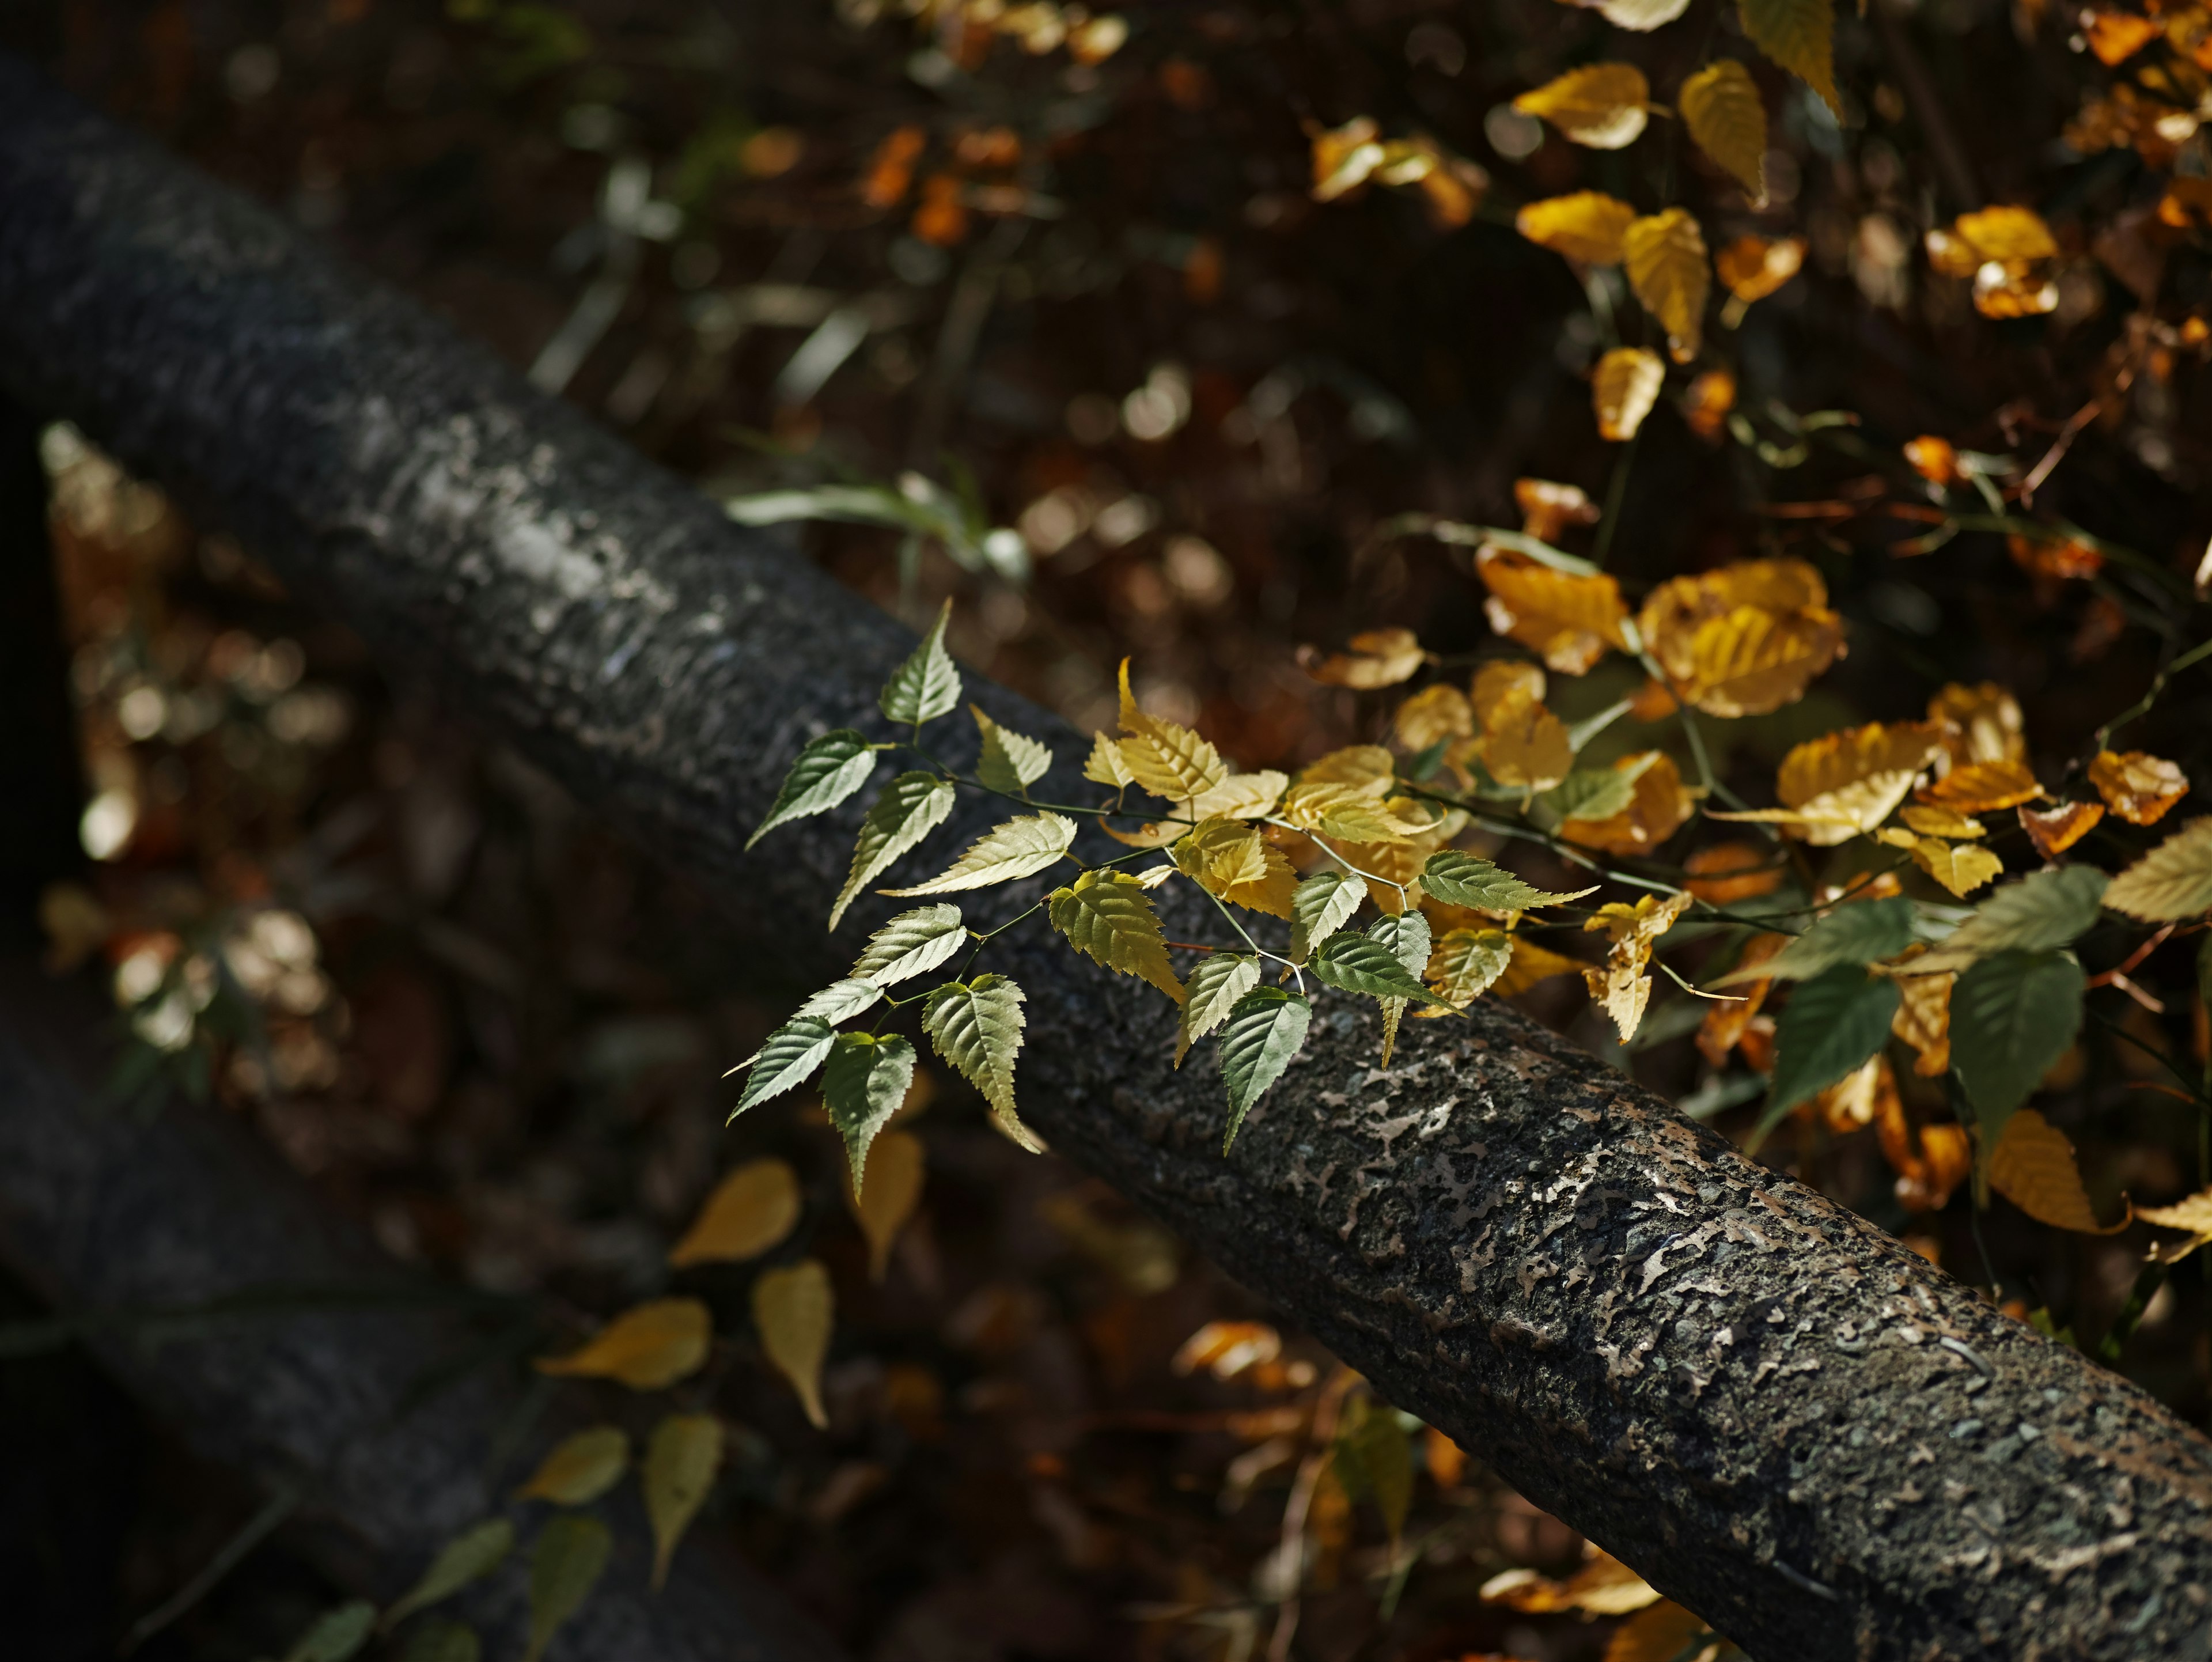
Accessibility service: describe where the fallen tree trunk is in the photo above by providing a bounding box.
[1,56,2208,1660]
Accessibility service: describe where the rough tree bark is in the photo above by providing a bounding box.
[0,55,2208,1660]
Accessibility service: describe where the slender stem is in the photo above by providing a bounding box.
[1592,429,1639,569]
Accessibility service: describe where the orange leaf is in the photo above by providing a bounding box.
[1918,758,2041,813]
[1988,1110,2130,1233]
[1683,842,1786,904]
[536,1298,713,1391]
[1475,546,1630,674]
[2018,800,2105,858]
[2089,749,2190,826]
[1560,751,1691,855]
[1300,627,1427,689]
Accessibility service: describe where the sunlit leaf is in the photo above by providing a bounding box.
[1950,949,2085,1151]
[1513,62,1651,149]
[1048,869,1185,1002]
[1988,1110,2128,1233]
[1738,0,1839,113]
[848,904,967,986]
[793,978,884,1023]
[1914,866,2108,971]
[1582,894,1691,1043]
[1483,697,1575,790]
[1177,953,1262,1066]
[1281,782,1425,843]
[2088,749,2190,826]
[733,1017,837,1118]
[536,1298,712,1391]
[882,812,1076,895]
[1594,0,1692,26]
[923,975,1035,1149]
[1623,207,1709,363]
[1514,190,1637,265]
[1901,804,1984,839]
[1426,927,1515,1008]
[1310,931,1453,1007]
[1421,851,1594,911]
[1394,683,1475,751]
[516,1426,628,1505]
[1605,1601,1710,1662]
[644,1413,724,1590]
[382,1520,513,1630]
[2082,8,2162,63]
[671,1157,803,1268]
[1911,838,2004,898]
[879,600,962,728]
[1481,1550,1662,1615]
[1711,720,1939,846]
[1310,115,1383,200]
[1117,661,1229,802]
[1083,730,1135,789]
[1638,559,1843,717]
[748,730,878,850]
[1680,60,1767,199]
[1301,627,1428,688]
[1561,751,1693,854]
[1300,744,1399,792]
[1592,347,1665,442]
[1219,987,1312,1148]
[1475,546,1631,673]
[1714,234,1804,303]
[972,706,1052,796]
[1760,965,1901,1137]
[1190,770,1291,820]
[2103,816,2212,920]
[831,773,958,929]
[1291,870,1368,961]
[2139,1187,2212,1265]
[1681,841,1786,903]
[1715,896,1915,986]
[522,1515,609,1662]
[1919,758,2041,813]
[753,1259,834,1429]
[2019,800,2105,859]
[1174,818,1300,917]
[823,1032,916,1191]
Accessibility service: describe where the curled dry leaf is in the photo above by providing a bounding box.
[1988,1110,2130,1233]
[1623,207,1710,362]
[1925,205,2059,318]
[1918,758,2042,813]
[1393,683,1474,750]
[753,1259,835,1429]
[1560,751,1692,855]
[1514,478,1600,543]
[1681,368,1736,440]
[1927,682,2025,767]
[2019,800,2105,859]
[1480,1548,1662,1615]
[1638,558,1843,717]
[1514,190,1637,265]
[535,1297,712,1391]
[1911,838,2005,898]
[2088,749,2190,825]
[1593,347,1665,441]
[1513,62,1651,149]
[1891,964,1953,1076]
[1300,627,1427,688]
[1582,892,1692,1042]
[1904,435,1960,484]
[1474,545,1630,673]
[1714,234,1805,305]
[669,1157,802,1267]
[2138,1187,2212,1265]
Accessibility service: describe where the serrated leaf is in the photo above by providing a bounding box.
[1116,660,1228,801]
[923,975,1033,1148]
[1910,837,2003,898]
[1281,782,1427,844]
[748,730,879,850]
[1310,932,1454,1007]
[516,1426,628,1505]
[399,1621,480,1662]
[1592,347,1664,442]
[1988,1110,2126,1233]
[1950,950,2085,1152]
[1543,764,1645,824]
[644,1413,724,1590]
[752,1259,833,1429]
[1715,896,1916,986]
[880,600,961,728]
[1048,869,1185,1003]
[1219,987,1312,1148]
[1915,866,2109,971]
[1178,954,1262,1066]
[1083,730,1135,788]
[282,1602,376,1662]
[1740,0,1839,113]
[831,773,958,928]
[793,978,885,1023]
[846,1126,926,1278]
[382,1521,513,1630]
[733,1017,837,1116]
[1514,62,1650,150]
[523,1515,611,1662]
[1368,910,1431,976]
[1421,851,1596,911]
[1516,190,1637,265]
[1624,207,1709,364]
[535,1298,712,1391]
[1757,965,1901,1140]
[1679,59,1767,200]
[886,813,1076,895]
[1173,817,1298,917]
[1291,870,1368,961]
[2089,749,2189,825]
[669,1157,802,1267]
[849,904,968,985]
[822,1032,916,1192]
[2104,817,2212,921]
[972,705,1052,795]
[1426,927,1515,1007]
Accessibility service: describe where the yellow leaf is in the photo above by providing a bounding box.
[1891,964,1953,1077]
[1927,681,2025,767]
[1047,868,1185,1002]
[2019,800,2105,860]
[1394,684,1475,750]
[1680,60,1767,199]
[1116,660,1228,802]
[882,811,1076,894]
[536,1297,712,1391]
[1582,893,1692,1042]
[669,1157,802,1267]
[1988,1110,2130,1233]
[753,1259,834,1428]
[1488,932,1592,997]
[1300,627,1427,688]
[1639,559,1843,717]
[1425,927,1516,1007]
[643,1414,724,1590]
[1083,730,1135,789]
[2082,8,2162,64]
[1713,720,1944,846]
[1911,838,2005,898]
[1281,781,1426,843]
[1514,63,1651,149]
[1738,0,1839,115]
[2103,816,2212,921]
[1475,546,1630,674]
[1904,434,1960,484]
[1918,758,2042,813]
[846,1126,925,1281]
[1190,770,1290,820]
[1175,817,1300,917]
[1470,660,1548,730]
[2089,749,2190,826]
[1514,478,1600,542]
[1098,818,1181,849]
[1624,207,1710,363]
[1713,234,1804,304]
[1482,699,1574,790]
[1515,190,1638,265]
[2138,1186,2212,1264]
[1605,1601,1711,1662]
[1926,206,2060,319]
[1310,115,1382,201]
[1592,347,1665,441]
[1300,744,1398,792]
[516,1426,629,1505]
[1900,804,1984,839]
[1560,751,1692,855]
[1944,205,2060,265]
[1481,1549,1661,1615]
[1596,0,1693,25]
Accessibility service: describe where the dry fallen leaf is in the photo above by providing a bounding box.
[1300,627,1428,688]
[1918,758,2042,813]
[1482,1548,1662,1615]
[1593,346,1666,441]
[1560,751,1692,855]
[535,1297,713,1391]
[2018,800,2105,859]
[1474,545,1630,674]
[2088,749,2190,826]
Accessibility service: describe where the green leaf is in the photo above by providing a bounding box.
[2103,817,2212,921]
[733,1017,836,1118]
[831,772,957,929]
[1541,764,1642,824]
[923,975,1037,1149]
[1756,964,1900,1141]
[974,706,1053,795]
[882,812,1075,895]
[382,1520,514,1630]
[1738,0,1838,115]
[524,1514,611,1662]
[1309,932,1453,1008]
[399,1621,480,1662]
[1950,949,2085,1153]
[822,1032,917,1190]
[1047,869,1185,1003]
[1427,928,1514,1008]
[1918,867,2109,971]
[879,599,961,728]
[1177,953,1261,1066]
[1332,1396,1413,1545]
[1366,910,1431,976]
[1419,851,1596,911]
[1219,987,1312,1148]
[1718,896,1915,986]
[282,1602,376,1662]
[849,904,968,986]
[793,978,884,1024]
[644,1413,724,1591]
[1290,870,1367,962]
[747,729,878,850]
